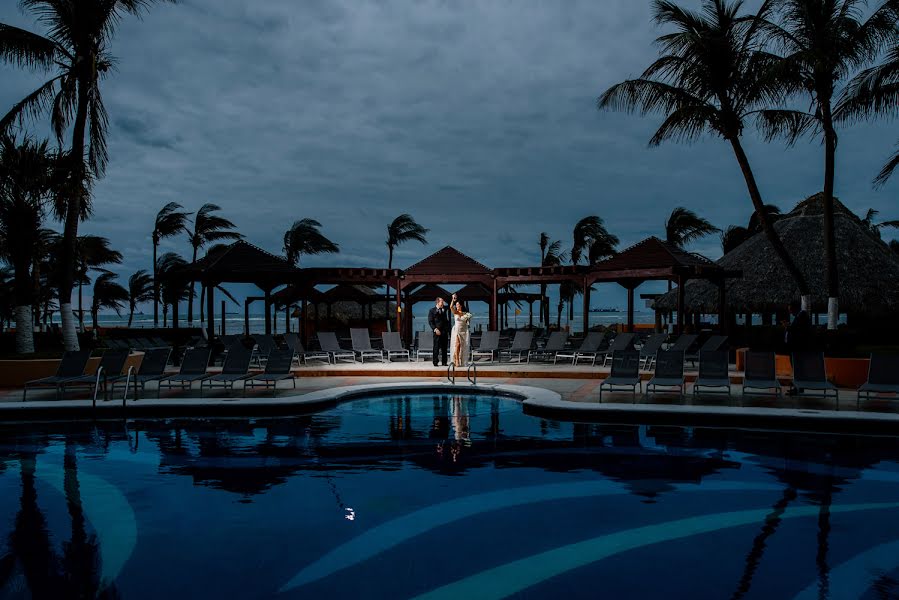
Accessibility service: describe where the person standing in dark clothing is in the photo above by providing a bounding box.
[427,296,451,367]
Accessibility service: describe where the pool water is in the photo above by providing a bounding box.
[3,393,899,599]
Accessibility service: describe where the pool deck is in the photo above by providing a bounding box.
[1,360,897,433]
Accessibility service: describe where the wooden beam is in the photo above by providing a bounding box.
[264,289,272,335]
[582,279,590,334]
[676,276,686,334]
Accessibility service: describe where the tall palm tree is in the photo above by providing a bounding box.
[127,269,153,327]
[760,0,898,327]
[598,0,811,305]
[74,235,122,332]
[386,214,428,317]
[538,233,568,326]
[186,203,241,324]
[0,0,177,350]
[283,218,339,265]
[665,207,721,248]
[89,272,127,332]
[156,252,191,328]
[0,135,54,353]
[152,202,189,326]
[572,216,619,265]
[198,243,240,324]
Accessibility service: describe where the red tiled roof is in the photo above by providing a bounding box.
[593,237,714,271]
[403,246,492,276]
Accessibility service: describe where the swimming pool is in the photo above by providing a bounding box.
[2,392,899,599]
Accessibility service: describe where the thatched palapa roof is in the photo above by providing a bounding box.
[654,193,899,314]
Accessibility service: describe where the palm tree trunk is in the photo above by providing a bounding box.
[187,246,197,325]
[728,137,810,304]
[153,238,159,327]
[128,307,134,328]
[13,256,34,354]
[539,284,547,326]
[821,103,839,329]
[78,280,84,332]
[386,246,393,322]
[199,284,205,324]
[58,75,91,352]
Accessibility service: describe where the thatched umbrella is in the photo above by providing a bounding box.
[654,194,899,316]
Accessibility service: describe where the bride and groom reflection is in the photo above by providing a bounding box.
[435,396,471,463]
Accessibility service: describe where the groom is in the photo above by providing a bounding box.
[427,296,451,367]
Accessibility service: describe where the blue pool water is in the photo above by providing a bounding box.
[3,394,899,599]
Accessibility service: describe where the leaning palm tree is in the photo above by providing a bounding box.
[283,218,339,266]
[197,243,241,324]
[74,235,122,332]
[386,214,429,317]
[0,135,54,353]
[89,272,128,332]
[861,208,899,239]
[598,0,811,305]
[539,234,568,326]
[572,216,619,265]
[127,270,154,327]
[0,0,177,350]
[155,252,191,327]
[186,203,241,324]
[665,207,721,249]
[152,202,189,326]
[760,0,898,327]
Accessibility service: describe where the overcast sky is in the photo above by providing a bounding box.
[1,0,897,313]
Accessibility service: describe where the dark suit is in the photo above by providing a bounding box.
[428,303,451,366]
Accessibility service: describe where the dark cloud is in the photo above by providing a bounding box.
[1,0,897,311]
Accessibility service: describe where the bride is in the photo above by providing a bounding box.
[449,293,472,367]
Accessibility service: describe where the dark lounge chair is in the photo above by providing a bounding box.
[499,331,534,363]
[471,331,500,363]
[58,348,131,400]
[382,332,410,362]
[555,331,606,365]
[741,351,782,401]
[791,352,839,404]
[317,332,356,363]
[692,350,732,398]
[23,350,92,401]
[645,350,686,400]
[856,353,899,409]
[283,332,329,365]
[251,334,278,366]
[638,333,668,371]
[200,343,253,396]
[350,328,383,363]
[110,347,172,400]
[156,348,212,397]
[666,333,698,355]
[599,332,637,367]
[599,350,642,403]
[687,335,728,366]
[531,331,568,362]
[416,330,434,362]
[244,349,295,396]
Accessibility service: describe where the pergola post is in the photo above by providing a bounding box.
[395,278,402,339]
[264,289,272,335]
[717,278,727,334]
[626,285,635,333]
[285,305,290,333]
[676,276,685,334]
[172,299,179,330]
[582,278,590,334]
[244,299,250,336]
[221,300,226,336]
[490,278,498,331]
[528,300,534,328]
[206,282,215,342]
[301,298,308,345]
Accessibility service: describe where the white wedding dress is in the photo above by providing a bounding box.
[450,311,471,367]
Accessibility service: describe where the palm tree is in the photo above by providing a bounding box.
[598,0,811,305]
[861,208,899,238]
[152,202,189,326]
[760,0,898,328]
[186,203,241,324]
[386,214,428,317]
[74,235,122,332]
[0,134,54,353]
[198,243,240,324]
[665,207,721,249]
[0,0,177,350]
[572,216,619,265]
[89,272,128,332]
[127,270,153,327]
[283,219,339,265]
[890,239,899,255]
[155,252,191,327]
[538,233,568,326]
[721,204,782,253]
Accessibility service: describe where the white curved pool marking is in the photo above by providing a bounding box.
[792,538,899,600]
[413,502,899,600]
[278,480,783,592]
[35,462,138,590]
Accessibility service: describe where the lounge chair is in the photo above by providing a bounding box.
[58,348,131,400]
[23,350,92,401]
[530,332,569,362]
[317,332,356,363]
[599,332,637,367]
[692,350,732,398]
[200,343,253,396]
[687,335,728,366]
[645,350,686,400]
[416,330,434,362]
[156,348,212,397]
[382,332,410,362]
[110,347,172,400]
[104,338,130,351]
[666,333,698,355]
[244,349,295,396]
[499,331,535,363]
[251,334,278,366]
[857,353,899,408]
[791,352,838,404]
[149,336,169,348]
[741,351,782,401]
[555,332,606,365]
[599,350,642,403]
[638,333,668,370]
[283,332,330,365]
[350,328,383,363]
[471,331,500,363]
